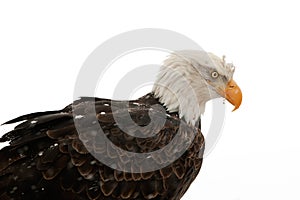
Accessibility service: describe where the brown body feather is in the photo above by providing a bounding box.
[0,93,204,200]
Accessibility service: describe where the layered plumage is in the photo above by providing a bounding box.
[0,50,242,200]
[0,94,204,200]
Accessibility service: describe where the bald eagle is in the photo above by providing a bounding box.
[0,50,242,200]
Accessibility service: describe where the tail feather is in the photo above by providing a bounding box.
[0,111,73,145]
[2,110,62,125]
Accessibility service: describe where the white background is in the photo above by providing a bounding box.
[0,1,299,199]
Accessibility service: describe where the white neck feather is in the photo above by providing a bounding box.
[152,51,223,126]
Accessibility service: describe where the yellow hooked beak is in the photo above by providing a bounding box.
[225,79,242,111]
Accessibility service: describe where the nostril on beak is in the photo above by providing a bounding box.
[229,85,235,88]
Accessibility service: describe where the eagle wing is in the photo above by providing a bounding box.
[0,94,204,200]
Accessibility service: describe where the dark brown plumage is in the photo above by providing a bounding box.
[0,93,204,200]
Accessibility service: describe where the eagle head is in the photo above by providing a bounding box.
[152,50,242,125]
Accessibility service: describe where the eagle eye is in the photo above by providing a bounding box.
[211,71,219,78]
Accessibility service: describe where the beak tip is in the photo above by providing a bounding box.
[232,106,240,112]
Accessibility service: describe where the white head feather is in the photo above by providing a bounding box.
[152,50,235,126]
